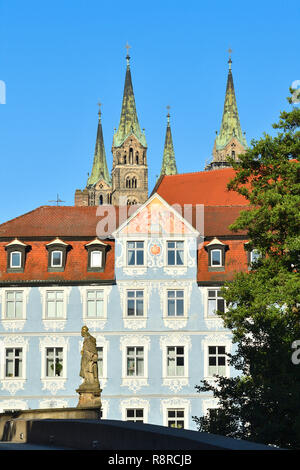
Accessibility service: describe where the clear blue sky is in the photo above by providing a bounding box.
[0,0,299,223]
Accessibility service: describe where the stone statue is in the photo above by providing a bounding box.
[76,326,101,409]
[80,325,99,385]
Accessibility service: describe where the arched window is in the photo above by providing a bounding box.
[99,195,103,205]
[136,152,139,164]
[129,147,133,164]
[127,199,137,206]
[107,194,110,203]
[126,177,131,188]
[231,150,235,158]
[124,154,127,164]
[132,176,137,188]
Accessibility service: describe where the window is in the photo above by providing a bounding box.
[167,290,184,316]
[167,346,185,376]
[97,346,103,378]
[126,408,144,423]
[51,251,63,268]
[167,241,184,266]
[90,250,102,268]
[127,241,144,266]
[127,290,144,316]
[207,289,225,317]
[5,291,23,319]
[45,347,63,377]
[46,290,64,318]
[208,346,226,376]
[87,290,104,318]
[5,348,23,378]
[167,409,185,429]
[10,251,21,268]
[211,249,222,266]
[126,346,144,377]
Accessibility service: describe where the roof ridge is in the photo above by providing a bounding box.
[0,205,51,228]
[162,167,235,178]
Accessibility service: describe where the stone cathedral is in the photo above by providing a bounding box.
[74,49,247,207]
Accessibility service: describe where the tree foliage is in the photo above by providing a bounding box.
[193,91,300,449]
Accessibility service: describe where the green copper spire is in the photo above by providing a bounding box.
[160,108,177,176]
[214,55,247,151]
[87,104,111,187]
[113,46,147,148]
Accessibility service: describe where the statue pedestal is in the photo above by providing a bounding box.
[76,382,102,409]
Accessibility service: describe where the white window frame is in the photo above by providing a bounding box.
[205,288,226,319]
[0,336,28,395]
[166,289,185,317]
[51,250,63,268]
[161,398,190,429]
[39,336,68,394]
[126,289,145,317]
[160,335,191,392]
[210,249,222,267]
[120,335,150,392]
[10,251,21,268]
[39,287,71,331]
[45,290,65,319]
[90,250,103,268]
[126,240,145,267]
[161,282,192,329]
[202,334,231,380]
[1,288,30,330]
[79,286,111,330]
[120,398,149,423]
[166,240,185,267]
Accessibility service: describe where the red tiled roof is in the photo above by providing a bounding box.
[197,239,248,282]
[0,204,248,239]
[0,239,115,283]
[155,168,249,206]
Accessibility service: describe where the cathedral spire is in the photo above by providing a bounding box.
[160,107,177,176]
[113,44,147,148]
[207,51,247,170]
[87,103,111,187]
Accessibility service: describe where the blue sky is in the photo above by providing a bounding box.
[0,0,299,223]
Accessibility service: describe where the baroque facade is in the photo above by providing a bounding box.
[0,52,251,429]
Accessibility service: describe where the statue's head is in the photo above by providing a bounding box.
[81,325,89,337]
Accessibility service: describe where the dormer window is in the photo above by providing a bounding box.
[90,250,102,268]
[46,238,69,272]
[85,238,108,272]
[5,239,28,273]
[10,251,22,268]
[205,238,229,272]
[51,250,63,268]
[211,249,222,267]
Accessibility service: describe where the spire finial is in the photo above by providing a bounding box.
[97,101,102,121]
[228,47,232,70]
[125,42,131,66]
[166,105,171,125]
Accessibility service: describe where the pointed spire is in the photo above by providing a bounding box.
[87,103,111,187]
[113,44,147,148]
[159,107,178,177]
[214,51,247,152]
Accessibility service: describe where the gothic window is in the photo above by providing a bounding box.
[135,152,139,164]
[231,150,236,158]
[127,199,137,205]
[99,194,103,205]
[124,154,127,164]
[126,177,130,188]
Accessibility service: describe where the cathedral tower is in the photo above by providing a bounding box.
[75,105,112,206]
[205,52,247,171]
[159,108,178,177]
[111,47,148,206]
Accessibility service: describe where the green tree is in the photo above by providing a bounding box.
[193,91,300,449]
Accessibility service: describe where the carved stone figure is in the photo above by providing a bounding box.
[76,326,101,409]
[80,325,99,385]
